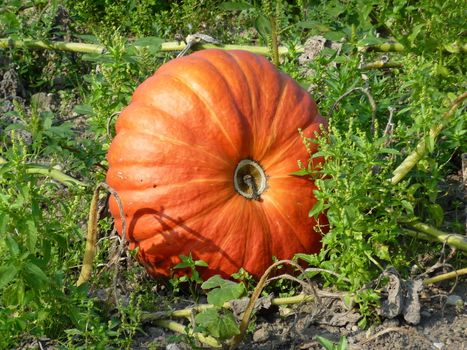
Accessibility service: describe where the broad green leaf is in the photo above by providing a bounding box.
[0,264,18,289]
[207,283,245,306]
[202,275,227,289]
[195,308,240,340]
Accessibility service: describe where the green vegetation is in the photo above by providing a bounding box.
[0,0,465,348]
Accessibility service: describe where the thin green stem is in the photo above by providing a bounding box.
[0,156,86,188]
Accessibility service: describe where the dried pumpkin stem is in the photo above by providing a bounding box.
[229,260,311,349]
[76,182,127,287]
[391,92,467,185]
[76,185,100,286]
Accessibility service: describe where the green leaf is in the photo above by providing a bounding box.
[425,134,435,152]
[23,262,48,289]
[315,335,336,350]
[25,219,38,252]
[255,14,271,42]
[202,275,227,289]
[0,264,18,290]
[324,31,346,41]
[290,168,309,176]
[195,259,209,267]
[218,2,252,11]
[401,200,414,214]
[6,236,19,257]
[308,200,324,218]
[72,104,94,116]
[195,308,240,340]
[296,21,330,32]
[337,336,348,350]
[207,283,245,306]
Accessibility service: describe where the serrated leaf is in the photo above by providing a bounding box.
[207,283,245,306]
[0,264,18,289]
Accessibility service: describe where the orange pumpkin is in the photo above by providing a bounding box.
[106,49,327,280]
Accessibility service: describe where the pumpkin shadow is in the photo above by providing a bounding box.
[129,206,239,278]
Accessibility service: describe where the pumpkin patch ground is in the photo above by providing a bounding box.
[1,1,466,349]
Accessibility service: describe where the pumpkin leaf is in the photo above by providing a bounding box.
[207,283,245,307]
[203,275,245,306]
[195,308,240,340]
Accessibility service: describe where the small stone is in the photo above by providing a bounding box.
[446,295,463,306]
[433,342,444,349]
[421,310,431,318]
[351,325,359,332]
[253,326,269,343]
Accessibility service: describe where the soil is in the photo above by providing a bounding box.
[129,280,466,350]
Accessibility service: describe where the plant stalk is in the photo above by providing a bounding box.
[391,92,467,185]
[406,222,467,252]
[423,268,467,285]
[0,156,86,188]
[76,185,100,286]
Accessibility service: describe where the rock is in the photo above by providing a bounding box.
[446,295,463,306]
[433,342,444,349]
[253,326,269,343]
